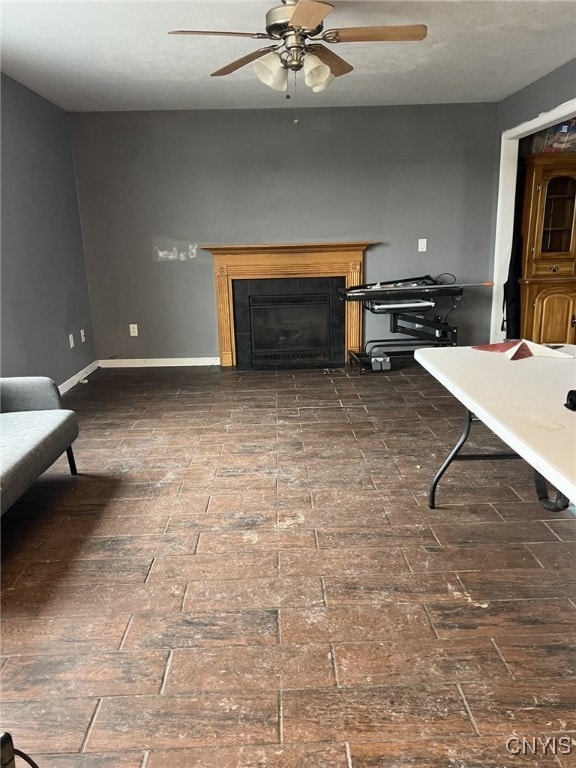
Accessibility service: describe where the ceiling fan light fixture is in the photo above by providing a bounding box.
[312,71,334,92]
[253,52,288,90]
[303,53,332,89]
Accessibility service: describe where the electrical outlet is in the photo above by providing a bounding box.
[80,329,86,343]
[68,333,75,349]
[129,324,139,337]
[418,238,427,253]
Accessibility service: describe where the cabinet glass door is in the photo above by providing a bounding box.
[541,175,576,254]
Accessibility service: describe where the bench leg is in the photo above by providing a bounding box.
[66,447,78,475]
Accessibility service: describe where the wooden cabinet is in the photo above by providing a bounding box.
[523,281,576,344]
[519,153,576,343]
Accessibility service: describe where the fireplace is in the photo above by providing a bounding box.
[233,277,346,368]
[204,242,376,367]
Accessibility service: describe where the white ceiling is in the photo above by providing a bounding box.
[1,0,575,112]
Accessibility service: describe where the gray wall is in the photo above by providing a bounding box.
[498,58,576,132]
[1,75,94,383]
[3,57,573,374]
[71,103,499,354]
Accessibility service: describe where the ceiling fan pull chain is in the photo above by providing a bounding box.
[292,70,300,125]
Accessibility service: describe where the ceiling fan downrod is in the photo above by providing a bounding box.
[283,32,306,70]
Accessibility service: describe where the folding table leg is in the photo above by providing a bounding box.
[427,410,518,509]
[428,410,473,509]
[533,470,570,512]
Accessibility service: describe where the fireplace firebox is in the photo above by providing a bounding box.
[233,277,346,368]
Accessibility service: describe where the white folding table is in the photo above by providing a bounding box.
[414,345,576,509]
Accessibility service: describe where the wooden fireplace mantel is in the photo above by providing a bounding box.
[204,241,376,367]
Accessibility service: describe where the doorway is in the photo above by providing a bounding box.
[489,98,576,341]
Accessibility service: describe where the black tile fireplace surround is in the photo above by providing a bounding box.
[233,277,346,369]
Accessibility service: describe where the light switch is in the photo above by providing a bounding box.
[418,238,427,252]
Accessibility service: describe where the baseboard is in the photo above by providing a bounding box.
[97,358,221,368]
[59,361,99,394]
[59,358,221,392]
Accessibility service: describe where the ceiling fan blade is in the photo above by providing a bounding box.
[290,0,335,30]
[169,30,272,40]
[211,47,277,77]
[322,24,427,43]
[307,44,353,76]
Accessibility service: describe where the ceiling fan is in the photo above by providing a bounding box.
[169,0,427,92]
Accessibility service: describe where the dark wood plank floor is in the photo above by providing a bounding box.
[1,362,575,767]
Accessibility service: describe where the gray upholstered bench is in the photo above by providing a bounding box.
[0,377,79,515]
